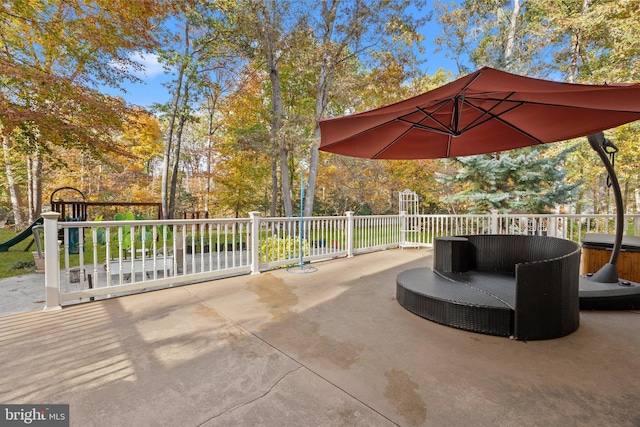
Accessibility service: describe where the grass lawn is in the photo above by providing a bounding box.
[0,227,39,279]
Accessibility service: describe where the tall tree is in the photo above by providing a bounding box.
[435,0,546,76]
[529,0,640,83]
[157,1,243,218]
[304,0,428,216]
[434,0,590,216]
[232,0,298,216]
[230,0,428,217]
[0,0,168,225]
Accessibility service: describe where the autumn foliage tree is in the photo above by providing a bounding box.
[0,0,168,226]
[1,0,639,224]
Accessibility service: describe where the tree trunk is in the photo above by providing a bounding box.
[161,68,183,218]
[567,0,591,83]
[623,180,629,214]
[305,1,339,216]
[305,128,321,217]
[504,0,521,65]
[270,158,278,216]
[305,76,327,217]
[169,116,186,216]
[266,41,292,216]
[279,147,292,216]
[305,60,335,216]
[256,0,293,217]
[27,152,42,223]
[205,107,214,214]
[2,134,26,228]
[161,23,189,219]
[169,81,190,218]
[27,156,34,223]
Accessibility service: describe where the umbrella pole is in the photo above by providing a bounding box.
[587,132,623,284]
[286,169,317,274]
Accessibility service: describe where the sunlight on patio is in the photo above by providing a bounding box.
[0,304,137,403]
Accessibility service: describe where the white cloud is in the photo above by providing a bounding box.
[110,52,165,79]
[130,52,165,79]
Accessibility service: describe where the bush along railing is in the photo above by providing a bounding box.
[41,210,640,311]
[257,214,352,269]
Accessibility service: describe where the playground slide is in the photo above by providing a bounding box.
[0,217,44,252]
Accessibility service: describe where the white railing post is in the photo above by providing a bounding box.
[548,216,558,237]
[491,209,499,234]
[346,211,354,258]
[42,211,61,311]
[249,211,261,274]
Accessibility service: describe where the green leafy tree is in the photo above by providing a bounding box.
[1,0,167,153]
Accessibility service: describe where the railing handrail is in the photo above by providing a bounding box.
[58,218,252,228]
[42,210,639,311]
[412,213,640,218]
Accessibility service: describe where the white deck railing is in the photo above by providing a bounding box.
[399,211,640,247]
[40,210,640,311]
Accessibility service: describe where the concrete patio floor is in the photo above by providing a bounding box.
[1,248,639,426]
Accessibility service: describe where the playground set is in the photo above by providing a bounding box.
[0,187,164,254]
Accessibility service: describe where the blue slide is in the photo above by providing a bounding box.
[0,217,44,252]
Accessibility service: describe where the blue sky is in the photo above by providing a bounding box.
[103,52,168,107]
[107,5,460,108]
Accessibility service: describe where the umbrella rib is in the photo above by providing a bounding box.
[322,99,454,150]
[396,120,455,136]
[400,99,464,136]
[396,99,455,134]
[458,92,519,132]
[463,99,544,143]
[371,127,414,159]
[462,94,640,114]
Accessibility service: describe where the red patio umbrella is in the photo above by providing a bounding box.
[319,67,640,159]
[319,67,640,285]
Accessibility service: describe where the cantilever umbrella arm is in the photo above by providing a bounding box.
[587,132,624,284]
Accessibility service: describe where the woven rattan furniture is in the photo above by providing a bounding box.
[397,235,581,340]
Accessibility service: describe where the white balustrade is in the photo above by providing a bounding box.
[42,211,640,309]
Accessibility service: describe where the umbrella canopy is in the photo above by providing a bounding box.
[319,67,640,159]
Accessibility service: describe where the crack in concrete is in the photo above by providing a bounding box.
[198,366,303,426]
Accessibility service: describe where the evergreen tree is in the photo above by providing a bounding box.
[436,146,581,214]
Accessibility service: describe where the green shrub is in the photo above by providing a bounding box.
[95,212,172,252]
[259,235,309,263]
